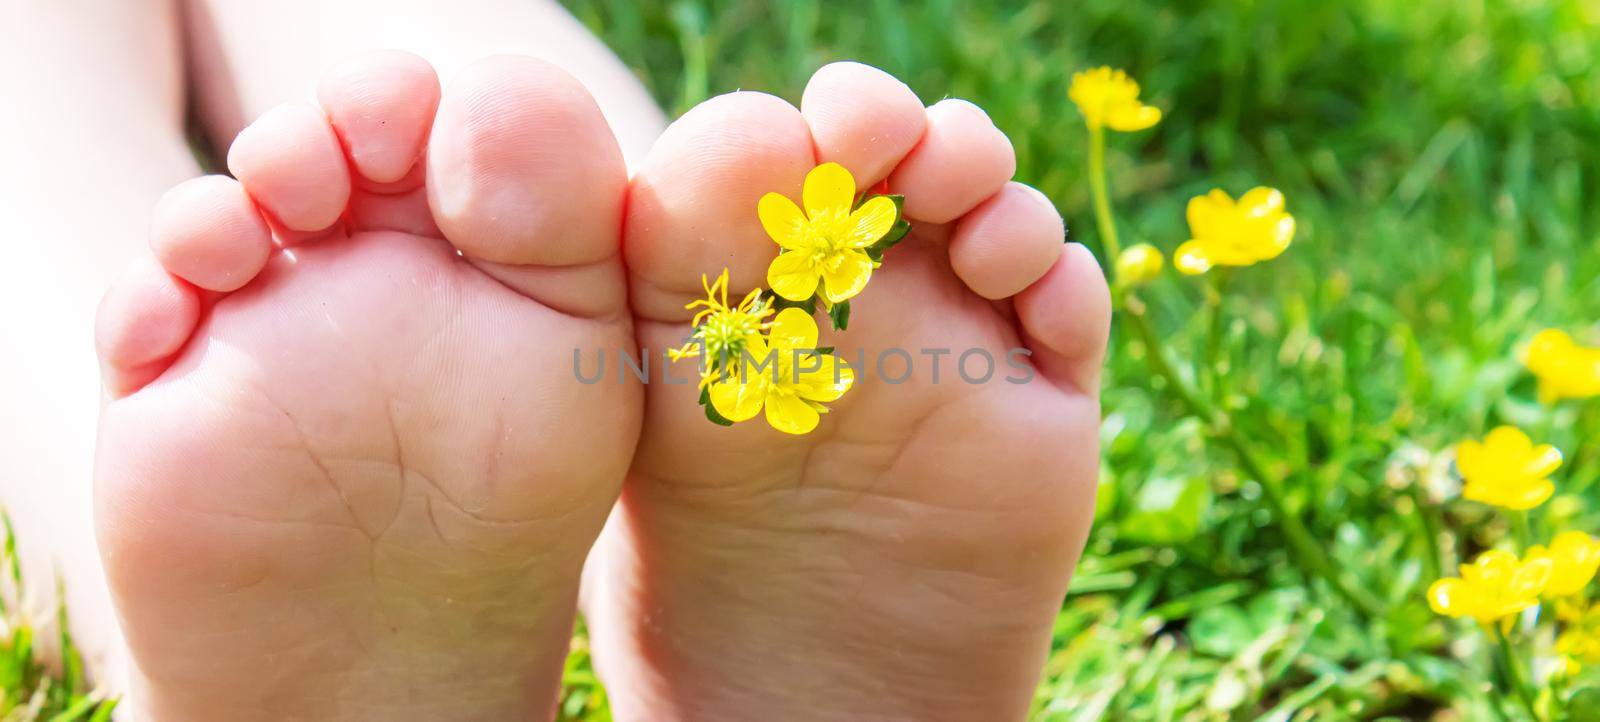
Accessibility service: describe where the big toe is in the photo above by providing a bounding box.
[623,91,816,321]
[427,55,629,318]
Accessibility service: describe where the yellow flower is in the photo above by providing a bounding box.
[1068,66,1162,132]
[1428,550,1552,624]
[1455,426,1562,511]
[708,308,854,435]
[1174,188,1296,275]
[1115,243,1164,285]
[1528,532,1600,598]
[669,268,774,376]
[761,163,898,304]
[1525,329,1600,404]
[1559,605,1600,664]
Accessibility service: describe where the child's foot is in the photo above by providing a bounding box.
[94,51,639,721]
[589,62,1109,721]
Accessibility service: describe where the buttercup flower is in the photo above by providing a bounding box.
[669,268,774,376]
[762,163,899,304]
[1115,243,1164,285]
[1455,426,1562,511]
[1428,550,1552,624]
[1528,531,1600,598]
[1525,329,1600,404]
[1558,606,1600,664]
[708,308,854,435]
[1069,66,1162,132]
[1174,188,1296,275]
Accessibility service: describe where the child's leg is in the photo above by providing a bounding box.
[0,0,198,691]
[182,0,667,167]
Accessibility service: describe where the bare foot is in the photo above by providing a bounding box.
[588,62,1110,721]
[93,52,640,721]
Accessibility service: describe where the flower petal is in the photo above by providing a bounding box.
[1106,103,1161,132]
[1260,214,1296,259]
[847,195,898,248]
[1525,443,1565,478]
[1506,480,1555,511]
[803,162,856,217]
[821,250,873,303]
[767,251,821,301]
[758,193,809,250]
[709,376,765,423]
[1239,187,1285,215]
[764,393,821,435]
[1428,578,1468,617]
[795,355,854,402]
[1185,191,1231,238]
[768,307,819,351]
[1174,240,1214,275]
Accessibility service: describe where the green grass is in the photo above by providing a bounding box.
[11,1,1599,719]
[0,514,117,721]
[553,0,1600,718]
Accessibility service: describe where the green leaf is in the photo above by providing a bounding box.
[1570,688,1600,722]
[1189,606,1255,658]
[1118,476,1212,545]
[699,386,734,426]
[828,300,851,331]
[862,194,911,262]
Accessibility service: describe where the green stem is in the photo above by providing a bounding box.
[1510,510,1533,552]
[1407,483,1445,582]
[1204,270,1231,400]
[1493,624,1542,721]
[1086,125,1123,263]
[1085,127,1383,617]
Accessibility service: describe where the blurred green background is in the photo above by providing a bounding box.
[551,0,1600,719]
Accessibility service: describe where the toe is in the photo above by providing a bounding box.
[95,257,201,397]
[227,102,352,234]
[624,91,814,321]
[948,182,1065,300]
[801,62,926,187]
[427,55,626,267]
[888,99,1015,224]
[317,50,441,185]
[150,176,273,292]
[1014,243,1112,393]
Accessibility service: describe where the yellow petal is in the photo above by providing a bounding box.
[1174,240,1214,275]
[847,195,898,248]
[758,192,809,250]
[803,162,855,217]
[1524,444,1565,478]
[767,251,821,301]
[709,376,765,422]
[1261,214,1296,259]
[795,355,854,402]
[768,307,819,351]
[1428,578,1468,617]
[1106,103,1161,132]
[820,250,873,303]
[1185,192,1231,238]
[1239,187,1286,215]
[1485,425,1533,453]
[1505,480,1555,511]
[764,393,821,435]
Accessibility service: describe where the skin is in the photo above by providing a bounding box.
[587,63,1111,721]
[95,54,641,721]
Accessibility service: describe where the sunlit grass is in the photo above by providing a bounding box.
[0,513,116,721]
